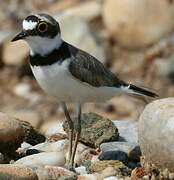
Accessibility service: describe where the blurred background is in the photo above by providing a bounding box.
[0,0,173,133]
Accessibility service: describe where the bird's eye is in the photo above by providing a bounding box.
[38,22,48,32]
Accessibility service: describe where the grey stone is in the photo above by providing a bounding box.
[100,142,141,161]
[139,98,174,171]
[63,113,119,148]
[15,152,66,167]
[99,150,128,164]
[112,120,138,143]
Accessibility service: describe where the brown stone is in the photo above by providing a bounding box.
[0,164,38,180]
[0,112,45,153]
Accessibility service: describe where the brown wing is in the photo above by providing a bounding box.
[68,44,125,87]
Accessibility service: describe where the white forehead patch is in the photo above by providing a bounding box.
[23,20,37,30]
[35,14,52,24]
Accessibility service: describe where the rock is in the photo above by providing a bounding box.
[28,140,69,153]
[139,98,174,171]
[63,113,119,148]
[0,164,38,180]
[100,142,141,161]
[26,149,40,155]
[15,152,66,167]
[99,151,128,164]
[45,122,66,137]
[0,112,45,153]
[89,160,126,173]
[45,166,77,180]
[78,174,101,180]
[55,15,106,63]
[112,120,138,143]
[102,0,174,49]
[3,40,28,65]
[103,177,124,180]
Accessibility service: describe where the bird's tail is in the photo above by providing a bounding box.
[121,83,158,98]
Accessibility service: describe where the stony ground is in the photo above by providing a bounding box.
[0,0,174,180]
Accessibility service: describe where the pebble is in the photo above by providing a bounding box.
[15,152,66,167]
[139,98,174,171]
[75,166,88,175]
[100,142,141,161]
[103,177,124,180]
[78,174,101,180]
[99,150,128,164]
[131,168,148,180]
[0,164,38,180]
[102,0,174,48]
[28,140,69,153]
[89,160,126,173]
[45,166,77,180]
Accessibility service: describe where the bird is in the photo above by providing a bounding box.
[12,13,158,169]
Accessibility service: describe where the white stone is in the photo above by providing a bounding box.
[75,166,88,174]
[15,152,66,167]
[104,177,124,180]
[28,140,69,153]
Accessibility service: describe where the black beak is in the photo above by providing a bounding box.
[11,31,27,42]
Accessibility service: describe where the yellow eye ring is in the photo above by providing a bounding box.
[38,22,48,32]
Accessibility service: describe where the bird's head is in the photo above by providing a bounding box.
[12,14,62,55]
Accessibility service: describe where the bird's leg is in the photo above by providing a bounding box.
[69,103,81,168]
[60,102,74,164]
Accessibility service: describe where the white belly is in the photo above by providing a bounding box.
[30,60,122,103]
